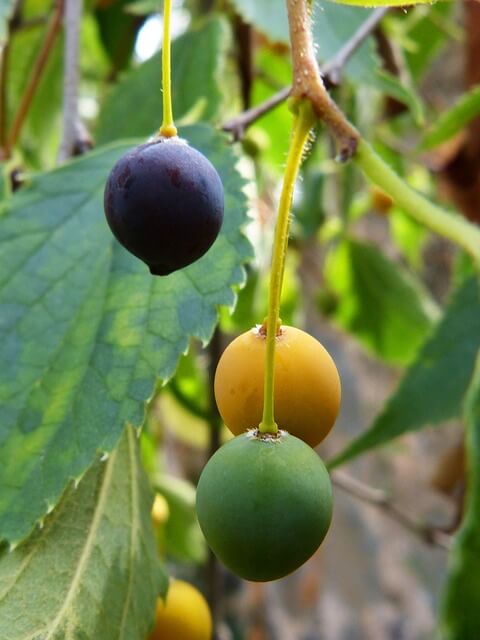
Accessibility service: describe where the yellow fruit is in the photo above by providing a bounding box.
[214,325,341,447]
[148,579,212,640]
[151,493,170,527]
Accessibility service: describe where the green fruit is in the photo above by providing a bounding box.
[196,430,333,582]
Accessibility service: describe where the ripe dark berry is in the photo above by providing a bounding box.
[104,137,224,275]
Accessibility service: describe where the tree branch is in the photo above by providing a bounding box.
[332,470,453,551]
[223,7,386,143]
[7,0,64,151]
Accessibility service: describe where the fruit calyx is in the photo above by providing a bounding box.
[255,320,284,339]
[245,427,288,442]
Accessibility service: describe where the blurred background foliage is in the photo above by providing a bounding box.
[1,0,480,638]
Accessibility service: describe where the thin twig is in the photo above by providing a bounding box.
[223,7,386,142]
[332,470,453,551]
[223,87,290,141]
[7,0,64,151]
[58,0,83,162]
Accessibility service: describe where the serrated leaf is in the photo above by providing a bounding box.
[329,276,480,468]
[421,84,480,150]
[96,17,229,144]
[324,238,438,364]
[440,356,480,640]
[0,123,252,544]
[0,426,167,640]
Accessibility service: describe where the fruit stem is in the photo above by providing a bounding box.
[159,0,177,138]
[259,101,315,435]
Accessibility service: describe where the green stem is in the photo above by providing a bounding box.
[258,101,316,435]
[355,140,480,268]
[159,0,177,138]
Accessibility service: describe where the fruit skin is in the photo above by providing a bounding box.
[214,325,341,447]
[104,137,224,276]
[196,430,333,582]
[148,579,212,640]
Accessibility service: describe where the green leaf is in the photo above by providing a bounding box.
[324,238,438,364]
[372,70,424,126]
[314,4,377,81]
[329,276,480,468]
[440,356,480,640]
[389,206,427,268]
[96,17,229,144]
[316,7,423,121]
[0,0,16,46]
[95,0,145,73]
[155,474,206,563]
[0,426,167,639]
[0,123,252,544]
[421,84,480,150]
[402,2,454,81]
[229,0,286,42]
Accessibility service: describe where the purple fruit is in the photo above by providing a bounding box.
[104,137,224,276]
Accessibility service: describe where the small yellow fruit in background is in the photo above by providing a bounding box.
[148,579,212,640]
[151,493,170,527]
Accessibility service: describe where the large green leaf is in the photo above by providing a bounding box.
[0,124,252,544]
[421,84,480,150]
[440,356,480,640]
[0,426,167,640]
[329,276,480,468]
[324,238,438,365]
[96,17,229,144]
